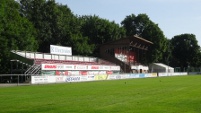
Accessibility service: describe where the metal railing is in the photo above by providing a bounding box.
[11,50,98,62]
[0,74,32,86]
[25,65,41,75]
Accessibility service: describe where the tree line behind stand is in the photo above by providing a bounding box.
[0,0,200,74]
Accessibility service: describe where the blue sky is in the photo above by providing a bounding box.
[56,0,201,46]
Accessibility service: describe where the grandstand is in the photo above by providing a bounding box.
[100,35,153,73]
[10,49,120,76]
[5,35,189,84]
[10,35,154,75]
[8,35,155,83]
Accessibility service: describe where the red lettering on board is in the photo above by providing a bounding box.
[91,66,99,69]
[44,65,57,69]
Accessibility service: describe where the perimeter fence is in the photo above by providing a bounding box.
[0,74,33,86]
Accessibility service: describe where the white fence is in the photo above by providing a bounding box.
[158,72,188,76]
[31,72,188,84]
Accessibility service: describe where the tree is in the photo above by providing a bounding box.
[121,14,168,64]
[170,34,200,70]
[20,0,59,52]
[57,5,94,55]
[142,21,168,64]
[19,0,94,55]
[80,15,126,56]
[0,0,37,73]
[196,50,201,67]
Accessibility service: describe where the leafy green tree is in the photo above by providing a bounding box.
[121,14,150,36]
[0,0,37,73]
[121,14,168,64]
[20,0,58,52]
[19,0,94,55]
[191,48,201,67]
[80,15,126,56]
[57,5,94,55]
[170,34,200,70]
[196,51,201,67]
[142,21,168,64]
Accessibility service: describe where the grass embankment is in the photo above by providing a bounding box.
[0,75,201,113]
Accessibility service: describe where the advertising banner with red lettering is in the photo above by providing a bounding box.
[41,64,120,71]
[55,71,68,75]
[41,64,74,70]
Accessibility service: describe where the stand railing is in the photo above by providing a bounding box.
[25,64,41,75]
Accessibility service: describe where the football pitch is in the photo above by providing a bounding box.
[0,75,201,113]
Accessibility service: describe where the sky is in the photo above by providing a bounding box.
[56,0,201,46]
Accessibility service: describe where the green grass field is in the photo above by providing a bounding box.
[0,75,201,113]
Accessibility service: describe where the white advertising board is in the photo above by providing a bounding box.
[120,74,130,79]
[110,66,121,70]
[86,75,95,81]
[65,76,81,82]
[31,75,97,84]
[107,75,117,80]
[87,65,120,71]
[31,76,49,84]
[74,65,88,70]
[31,72,187,84]
[41,64,120,71]
[50,45,72,55]
[41,64,74,70]
[80,75,95,81]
